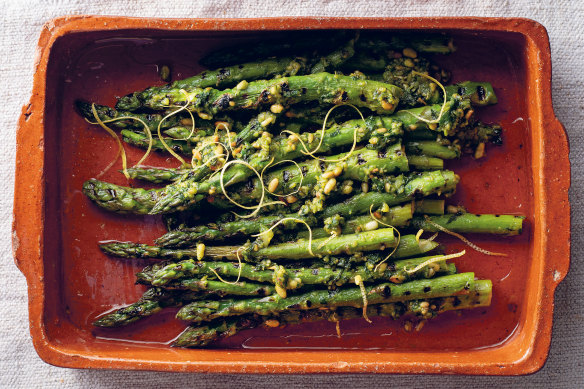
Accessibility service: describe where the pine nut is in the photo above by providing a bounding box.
[196,243,205,260]
[323,178,337,195]
[403,48,418,58]
[268,178,279,193]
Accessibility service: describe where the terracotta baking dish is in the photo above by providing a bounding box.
[13,16,570,374]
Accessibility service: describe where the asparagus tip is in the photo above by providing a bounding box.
[115,93,142,111]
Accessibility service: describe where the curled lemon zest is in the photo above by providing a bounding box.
[252,217,315,257]
[191,141,230,170]
[317,232,338,250]
[91,104,130,179]
[190,123,236,169]
[208,249,243,285]
[156,90,192,166]
[404,250,466,274]
[260,158,304,197]
[172,108,196,141]
[424,216,507,256]
[331,312,342,338]
[397,71,448,126]
[354,275,372,323]
[426,232,439,242]
[219,159,285,219]
[95,150,121,180]
[281,103,365,163]
[214,122,236,155]
[369,204,401,272]
[415,228,424,243]
[85,114,154,170]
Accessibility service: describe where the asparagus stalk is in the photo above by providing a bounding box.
[126,166,190,184]
[150,142,409,215]
[155,199,446,248]
[343,53,389,72]
[76,100,243,137]
[155,213,319,248]
[163,279,277,297]
[176,272,475,323]
[99,231,437,262]
[357,33,456,56]
[92,281,277,327]
[411,213,525,236]
[82,179,168,214]
[306,210,522,241]
[446,81,497,106]
[208,230,439,262]
[119,35,357,112]
[294,203,413,241]
[199,32,454,69]
[405,140,461,159]
[239,227,395,261]
[414,199,445,215]
[173,316,261,347]
[157,202,410,247]
[131,72,402,117]
[121,130,198,155]
[93,288,199,328]
[85,166,456,216]
[321,170,459,219]
[102,227,392,261]
[116,57,309,111]
[76,101,184,132]
[163,126,200,139]
[407,155,444,170]
[173,280,491,347]
[143,254,456,289]
[309,36,357,74]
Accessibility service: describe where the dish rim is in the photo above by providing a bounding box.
[12,15,570,375]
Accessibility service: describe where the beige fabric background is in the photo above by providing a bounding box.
[1,0,582,387]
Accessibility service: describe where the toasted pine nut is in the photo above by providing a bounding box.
[268,178,279,193]
[403,48,418,58]
[270,104,284,114]
[364,220,379,231]
[323,178,337,195]
[264,319,280,328]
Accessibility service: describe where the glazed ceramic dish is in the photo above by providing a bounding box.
[13,16,570,374]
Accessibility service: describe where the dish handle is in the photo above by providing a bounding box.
[543,117,570,290]
[12,100,44,282]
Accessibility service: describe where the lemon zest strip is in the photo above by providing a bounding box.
[208,249,243,285]
[424,216,507,256]
[260,158,305,197]
[281,103,365,163]
[91,104,130,179]
[354,275,372,323]
[369,204,401,272]
[251,217,315,257]
[403,250,466,275]
[397,71,448,126]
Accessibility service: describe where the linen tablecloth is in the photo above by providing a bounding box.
[1,1,582,387]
